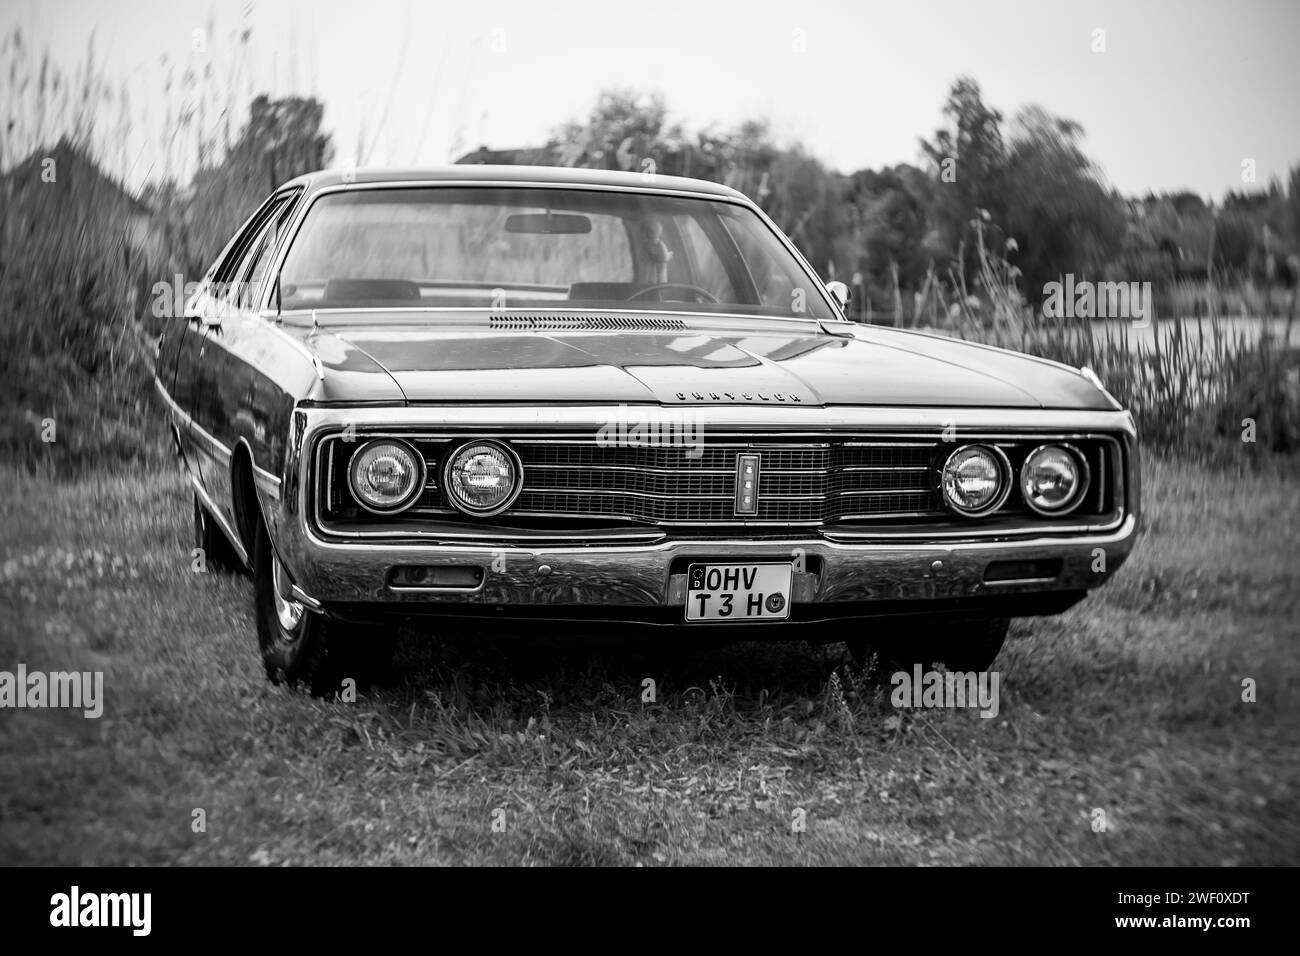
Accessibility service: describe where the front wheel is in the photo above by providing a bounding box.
[843,616,1010,673]
[251,517,395,696]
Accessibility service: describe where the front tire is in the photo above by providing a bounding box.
[251,517,395,696]
[844,616,1010,672]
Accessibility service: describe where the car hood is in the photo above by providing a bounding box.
[285,314,1115,410]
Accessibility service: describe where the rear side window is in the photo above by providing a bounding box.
[235,196,299,310]
[209,190,300,306]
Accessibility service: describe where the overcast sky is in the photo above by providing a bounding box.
[4,0,1298,199]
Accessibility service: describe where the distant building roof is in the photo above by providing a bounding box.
[1,138,152,215]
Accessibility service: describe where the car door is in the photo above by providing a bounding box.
[184,195,290,512]
[192,191,301,530]
[172,253,239,490]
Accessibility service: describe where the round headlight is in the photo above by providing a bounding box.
[941,444,1010,517]
[442,440,523,516]
[1020,444,1088,515]
[348,439,425,514]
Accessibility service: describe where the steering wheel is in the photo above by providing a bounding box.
[626,283,720,304]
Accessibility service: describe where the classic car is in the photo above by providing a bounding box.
[154,165,1139,695]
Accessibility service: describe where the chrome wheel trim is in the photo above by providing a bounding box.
[271,553,306,635]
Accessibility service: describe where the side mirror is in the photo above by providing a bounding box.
[183,287,219,326]
[186,289,223,328]
[825,280,851,313]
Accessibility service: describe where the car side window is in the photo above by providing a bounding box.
[236,195,299,311]
[210,196,279,291]
[206,192,297,313]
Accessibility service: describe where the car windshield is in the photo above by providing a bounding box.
[275,186,833,320]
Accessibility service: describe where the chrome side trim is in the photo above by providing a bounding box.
[155,375,282,500]
[191,474,250,568]
[156,378,230,465]
[253,462,283,499]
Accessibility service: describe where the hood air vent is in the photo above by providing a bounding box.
[488,313,687,332]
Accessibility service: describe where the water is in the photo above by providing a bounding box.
[1089,316,1300,353]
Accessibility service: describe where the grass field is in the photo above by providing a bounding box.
[0,454,1297,866]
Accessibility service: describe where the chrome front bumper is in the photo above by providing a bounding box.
[290,519,1135,610]
[267,406,1139,618]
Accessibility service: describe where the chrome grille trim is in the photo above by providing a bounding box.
[313,430,1127,538]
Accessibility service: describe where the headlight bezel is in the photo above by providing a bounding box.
[441,439,524,517]
[940,443,1012,518]
[346,438,426,515]
[1019,443,1090,516]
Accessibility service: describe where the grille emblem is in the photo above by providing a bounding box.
[735,454,760,515]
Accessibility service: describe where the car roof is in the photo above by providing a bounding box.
[282,164,751,201]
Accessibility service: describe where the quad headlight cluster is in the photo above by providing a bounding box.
[941,443,1089,519]
[345,437,524,518]
[346,434,1088,522]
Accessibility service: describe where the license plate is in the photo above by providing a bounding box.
[684,562,792,622]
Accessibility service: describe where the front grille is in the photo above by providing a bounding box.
[412,439,942,525]
[317,432,1123,534]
